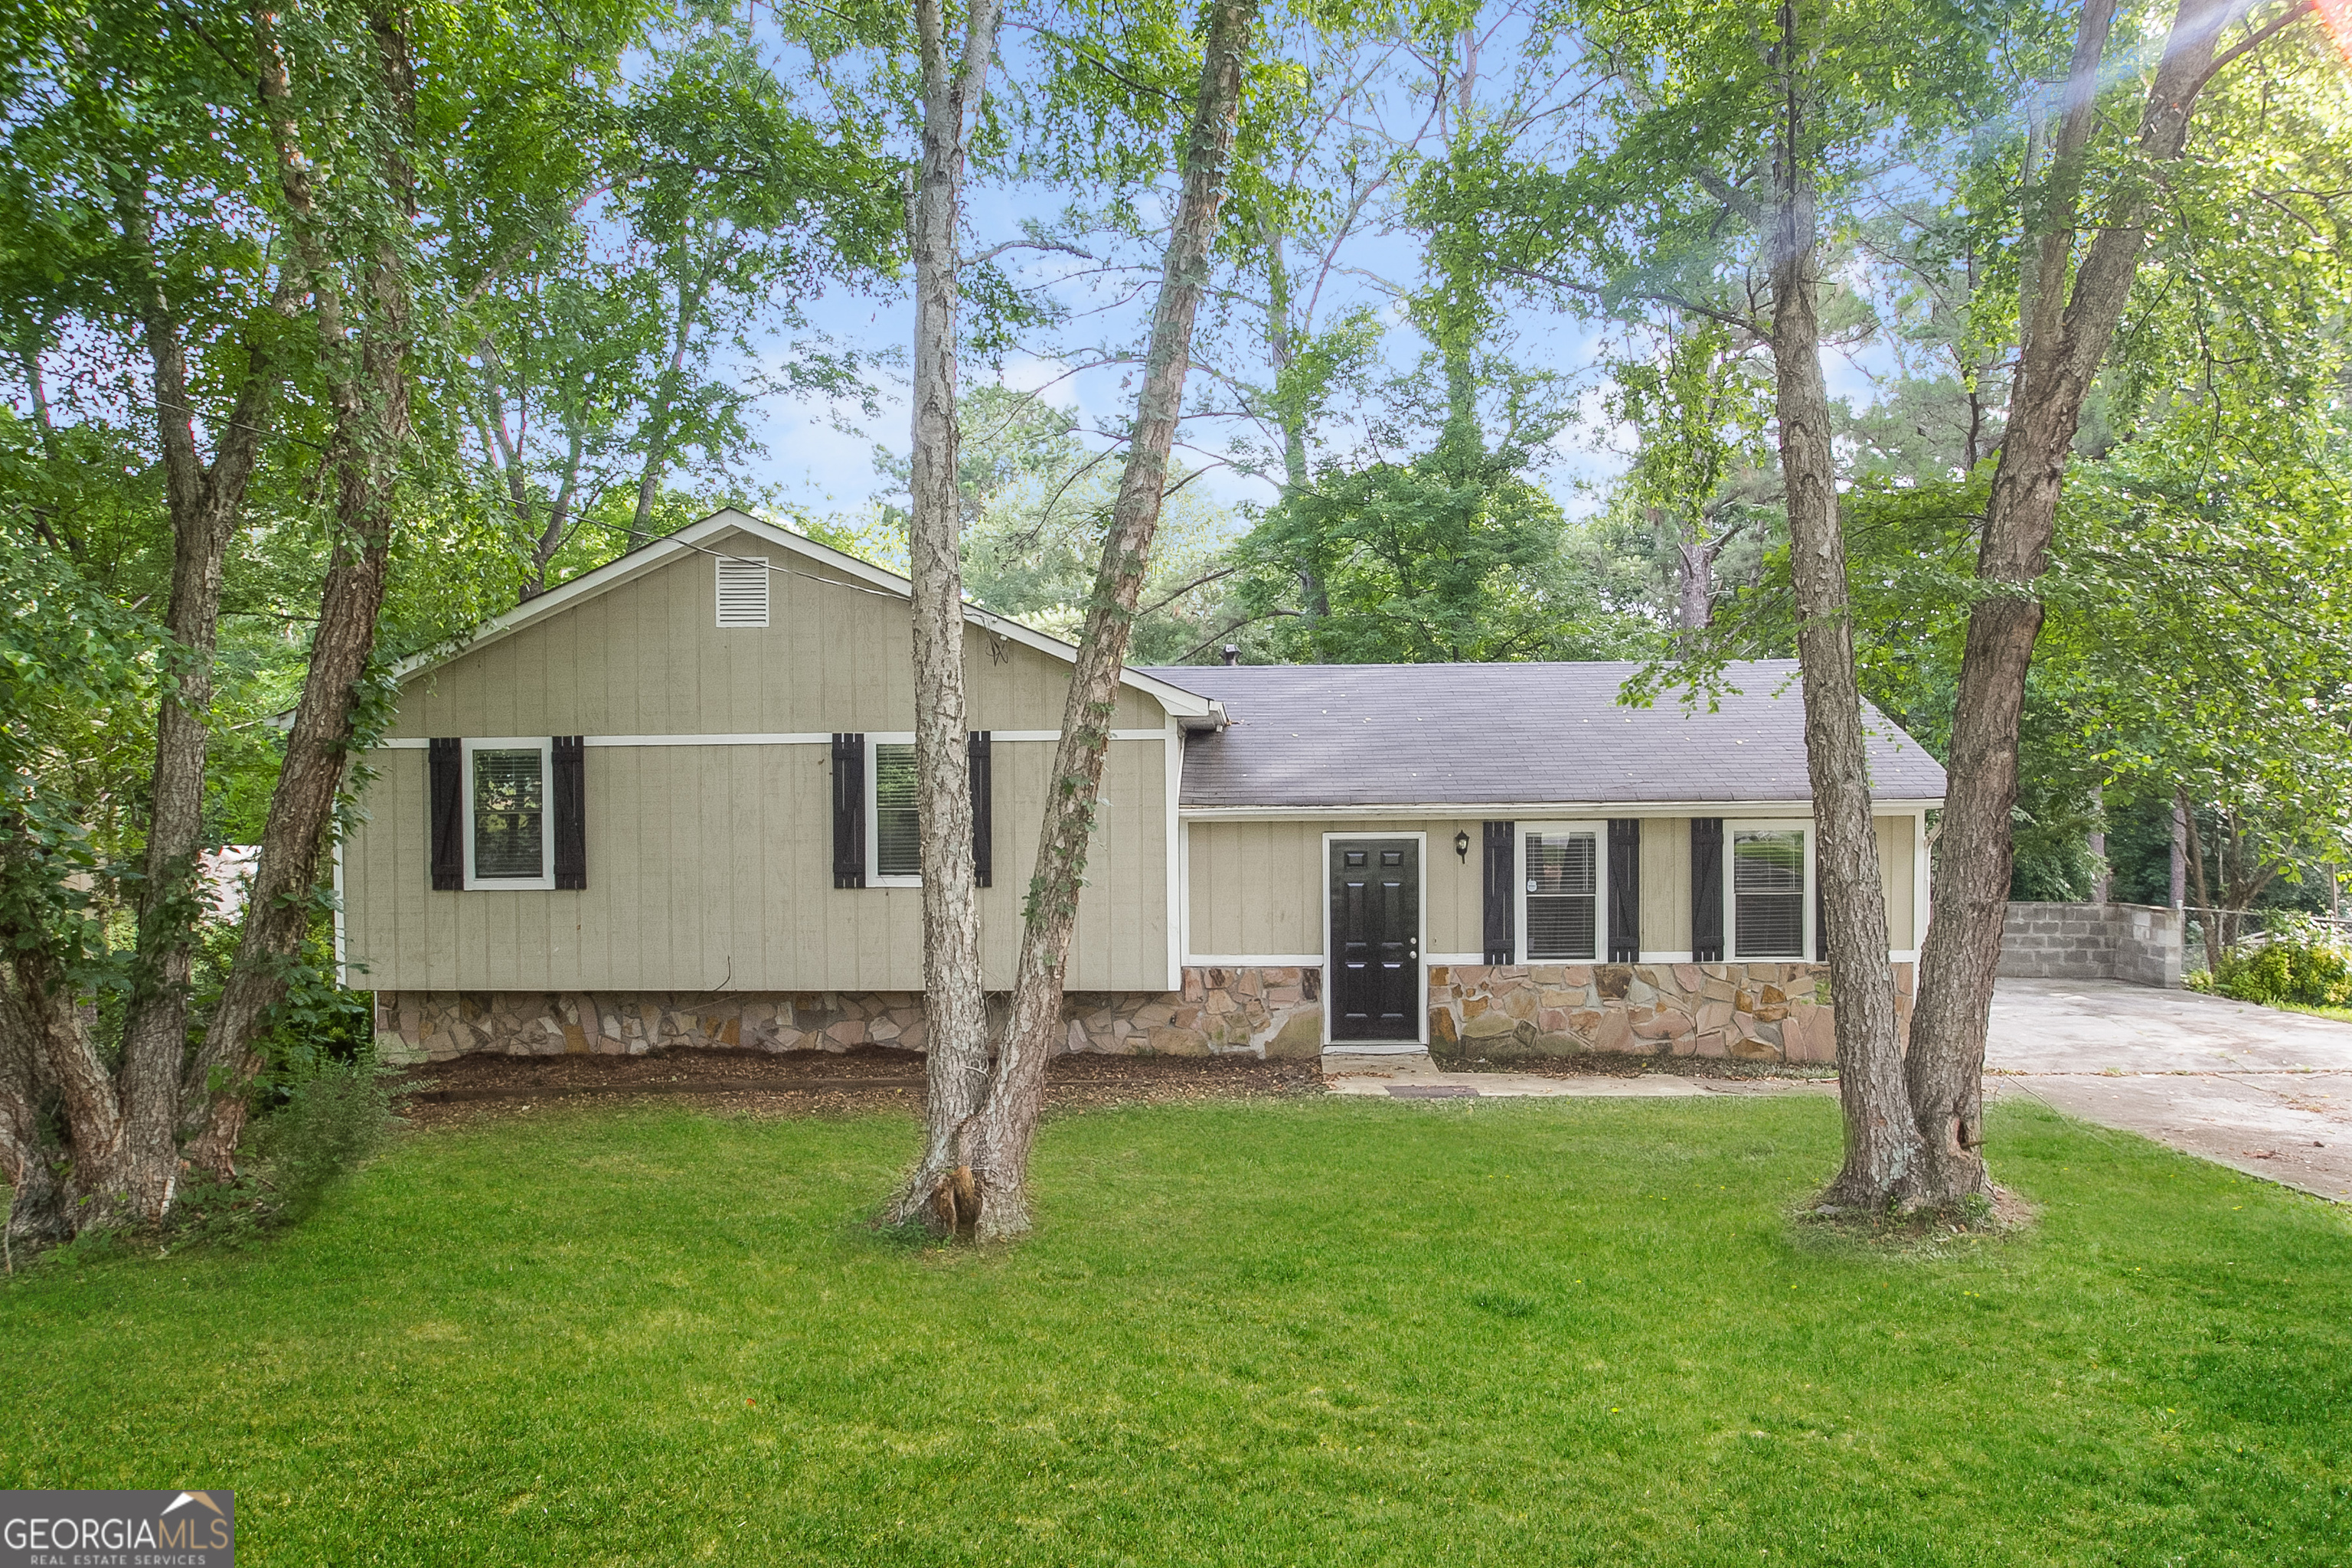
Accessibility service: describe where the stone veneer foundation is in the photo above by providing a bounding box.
[374,960,1910,1069]
[1429,961,1910,1065]
[374,965,1328,1067]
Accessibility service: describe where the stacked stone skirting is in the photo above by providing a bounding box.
[1427,962,1913,1066]
[374,966,1327,1067]
[374,960,1916,1068]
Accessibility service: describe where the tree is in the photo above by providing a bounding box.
[1907,0,2331,1202]
[910,0,1260,1239]
[887,0,1008,1228]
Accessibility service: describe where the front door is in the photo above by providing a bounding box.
[1328,838,1421,1041]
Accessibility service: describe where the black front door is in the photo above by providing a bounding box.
[1329,838,1421,1041]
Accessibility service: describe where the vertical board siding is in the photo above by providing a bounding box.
[1876,815,1916,949]
[345,736,1171,994]
[1184,818,1481,959]
[1639,818,1693,954]
[351,526,1181,995]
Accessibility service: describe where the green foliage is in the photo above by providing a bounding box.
[243,1054,399,1228]
[2210,919,2352,1011]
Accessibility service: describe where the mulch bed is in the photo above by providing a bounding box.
[390,1047,1322,1129]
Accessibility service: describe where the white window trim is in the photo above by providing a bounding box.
[1515,818,1609,965]
[1725,818,1814,962]
[461,737,555,890]
[1319,831,1428,1050]
[865,733,921,887]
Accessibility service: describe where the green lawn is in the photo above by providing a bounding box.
[3,1095,2348,1566]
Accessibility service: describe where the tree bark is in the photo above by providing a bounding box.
[959,0,1257,1240]
[886,0,1005,1227]
[1906,0,2253,1200]
[100,140,292,1226]
[1762,1,1919,1210]
[0,965,70,1244]
[185,5,418,1174]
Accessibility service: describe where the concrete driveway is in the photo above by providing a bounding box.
[1987,978,2352,1199]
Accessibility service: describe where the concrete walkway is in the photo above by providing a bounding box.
[1985,978,2352,1200]
[1319,1051,1822,1101]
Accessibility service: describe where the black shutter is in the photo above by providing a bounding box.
[1815,876,1828,962]
[831,733,866,888]
[429,737,462,890]
[1481,820,1515,964]
[1608,818,1642,962]
[552,735,586,890]
[1691,817,1723,962]
[969,730,993,887]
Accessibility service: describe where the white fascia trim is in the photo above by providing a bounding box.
[374,508,1214,719]
[1185,954,1326,967]
[1178,799,1947,821]
[370,730,1166,750]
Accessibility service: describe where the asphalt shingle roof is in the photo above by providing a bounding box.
[1136,658,1947,809]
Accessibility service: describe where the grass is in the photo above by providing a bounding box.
[4,1095,2350,1566]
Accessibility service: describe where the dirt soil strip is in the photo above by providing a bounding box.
[408,1078,926,1104]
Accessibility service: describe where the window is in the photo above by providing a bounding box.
[869,740,920,884]
[1731,828,1807,958]
[715,556,769,627]
[1519,823,1603,962]
[463,738,554,889]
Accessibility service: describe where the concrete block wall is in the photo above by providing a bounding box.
[1998,902,2181,987]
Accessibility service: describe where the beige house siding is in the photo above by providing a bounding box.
[385,525,1163,740]
[1182,811,1929,963]
[1877,813,1918,950]
[344,524,1175,994]
[1638,817,1692,954]
[1184,818,1486,959]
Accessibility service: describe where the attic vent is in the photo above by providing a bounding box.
[715,557,769,627]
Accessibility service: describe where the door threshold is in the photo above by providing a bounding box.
[1321,1044,1428,1057]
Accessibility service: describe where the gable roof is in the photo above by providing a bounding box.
[1138,659,1946,810]
[386,508,1217,719]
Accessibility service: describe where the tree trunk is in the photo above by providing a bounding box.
[959,0,1257,1240]
[185,6,418,1175]
[98,160,292,1226]
[0,969,70,1245]
[1762,2,1919,1210]
[1906,0,2249,1201]
[885,0,1005,1227]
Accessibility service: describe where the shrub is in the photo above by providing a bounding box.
[247,1051,399,1225]
[2210,917,2352,1010]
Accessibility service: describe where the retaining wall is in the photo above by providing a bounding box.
[1998,902,2182,987]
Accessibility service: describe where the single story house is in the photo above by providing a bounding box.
[348,509,1945,1067]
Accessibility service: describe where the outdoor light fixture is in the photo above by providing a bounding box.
[1455,829,1471,862]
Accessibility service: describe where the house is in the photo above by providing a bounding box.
[348,509,1946,1067]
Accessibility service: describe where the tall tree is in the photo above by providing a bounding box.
[887,0,1008,1226]
[1906,0,2324,1201]
[909,0,1259,1239]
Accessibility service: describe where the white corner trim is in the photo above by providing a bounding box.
[331,834,347,986]
[1165,719,1183,993]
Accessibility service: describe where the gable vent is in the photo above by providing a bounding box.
[715,557,770,627]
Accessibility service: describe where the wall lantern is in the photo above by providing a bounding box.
[1454,829,1472,863]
